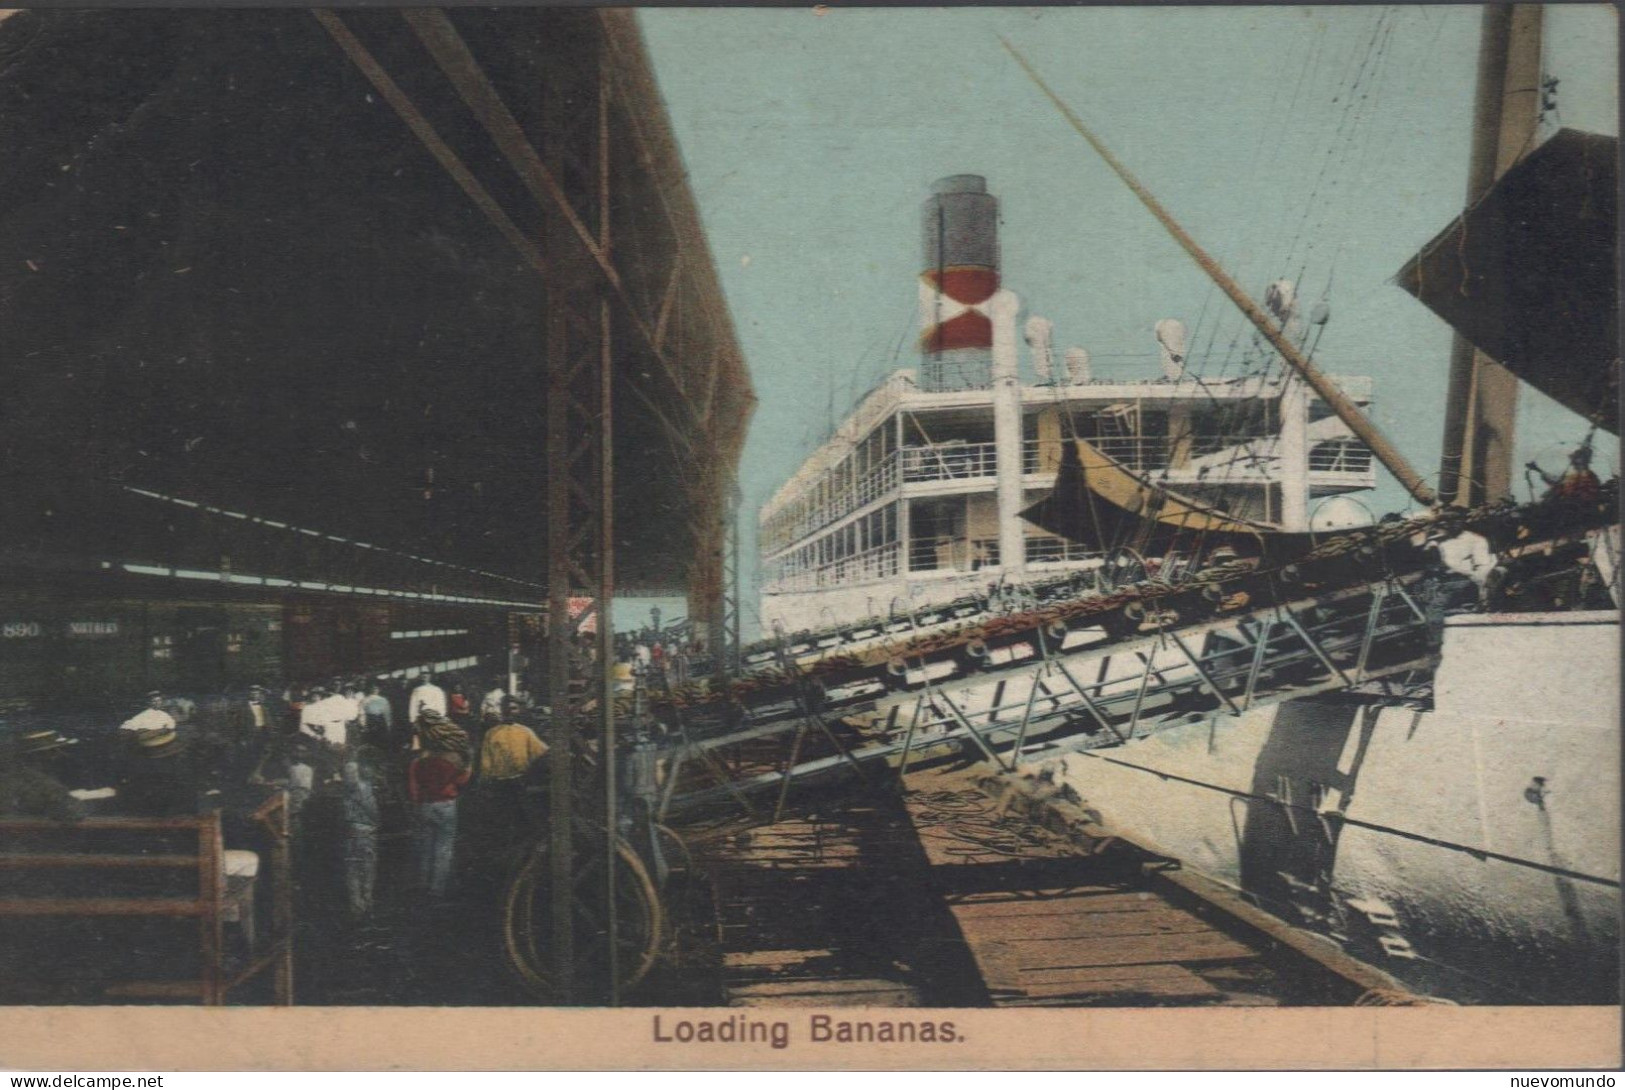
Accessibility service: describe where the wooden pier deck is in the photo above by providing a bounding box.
[673,762,1408,1009]
[689,801,986,1008]
[896,766,1295,1007]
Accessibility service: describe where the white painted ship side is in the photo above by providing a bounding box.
[1031,608,1621,1004]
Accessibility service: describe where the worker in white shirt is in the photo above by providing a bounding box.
[119,691,177,735]
[480,677,507,723]
[299,686,355,751]
[408,673,447,726]
[336,681,364,734]
[1436,528,1496,591]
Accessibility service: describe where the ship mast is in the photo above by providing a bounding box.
[1438,4,1545,507]
[1000,36,1438,508]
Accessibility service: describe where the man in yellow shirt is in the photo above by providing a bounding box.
[473,698,548,864]
[478,699,548,782]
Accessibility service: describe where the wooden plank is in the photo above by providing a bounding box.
[952,902,1201,933]
[998,931,1257,972]
[728,968,845,987]
[726,843,867,855]
[727,854,866,866]
[732,988,919,1008]
[1212,993,1284,1008]
[949,891,1163,917]
[101,980,207,999]
[0,817,208,831]
[731,981,923,1007]
[950,884,1134,903]
[989,961,1208,988]
[723,949,833,969]
[998,966,1227,1002]
[969,932,1241,982]
[223,941,294,994]
[729,853,868,863]
[730,978,915,996]
[1147,867,1411,999]
[968,909,1213,942]
[0,853,199,869]
[997,976,1224,1004]
[0,898,205,917]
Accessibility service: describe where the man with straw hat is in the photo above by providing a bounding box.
[118,723,199,817]
[114,723,263,949]
[407,709,471,899]
[0,728,85,821]
[119,691,176,736]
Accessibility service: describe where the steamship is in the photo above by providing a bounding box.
[759,175,1377,638]
[754,131,1620,1005]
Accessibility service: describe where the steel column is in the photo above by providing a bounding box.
[1167,632,1242,716]
[894,696,925,779]
[724,485,743,676]
[1240,619,1274,710]
[596,46,619,1002]
[1051,659,1126,744]
[1280,607,1352,690]
[929,686,1014,773]
[544,270,575,1001]
[1351,584,1389,683]
[539,25,619,1003]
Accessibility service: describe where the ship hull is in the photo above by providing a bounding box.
[1030,609,1621,1004]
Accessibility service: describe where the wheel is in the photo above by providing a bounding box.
[502,828,664,1003]
[652,823,693,879]
[649,822,695,958]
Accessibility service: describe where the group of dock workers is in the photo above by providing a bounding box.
[1,671,565,943]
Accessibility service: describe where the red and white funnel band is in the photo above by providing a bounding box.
[921,265,999,306]
[919,266,999,353]
[921,311,993,353]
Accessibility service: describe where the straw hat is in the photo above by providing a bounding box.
[11,729,78,756]
[133,724,187,758]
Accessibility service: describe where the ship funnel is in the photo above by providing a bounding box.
[920,175,999,391]
[1154,318,1187,380]
[1064,347,1091,385]
[1025,316,1055,383]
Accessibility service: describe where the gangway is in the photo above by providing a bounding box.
[651,565,1439,821]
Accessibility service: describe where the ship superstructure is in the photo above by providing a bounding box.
[759,176,1376,635]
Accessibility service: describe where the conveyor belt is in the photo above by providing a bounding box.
[656,571,1437,819]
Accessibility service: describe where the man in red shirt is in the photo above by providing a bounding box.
[408,711,471,898]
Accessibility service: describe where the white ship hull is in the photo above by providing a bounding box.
[1029,609,1621,1003]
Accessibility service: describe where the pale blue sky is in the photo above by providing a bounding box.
[638,5,1618,632]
